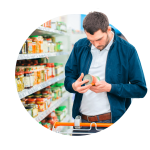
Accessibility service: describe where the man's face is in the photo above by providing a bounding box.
[85,28,111,50]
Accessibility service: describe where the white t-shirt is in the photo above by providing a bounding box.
[79,32,114,116]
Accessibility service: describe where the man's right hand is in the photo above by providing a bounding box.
[72,73,92,93]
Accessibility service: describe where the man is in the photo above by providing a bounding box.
[64,12,147,135]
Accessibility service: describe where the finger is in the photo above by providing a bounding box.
[77,73,84,82]
[95,81,101,86]
[79,88,90,93]
[79,79,89,86]
[90,86,98,90]
[78,84,92,91]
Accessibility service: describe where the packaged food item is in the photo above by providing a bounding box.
[51,87,58,101]
[54,42,58,52]
[15,66,24,73]
[21,98,27,105]
[44,66,48,81]
[42,39,48,53]
[39,64,45,82]
[56,106,67,116]
[30,104,38,118]
[26,64,34,87]
[47,96,52,107]
[57,22,67,32]
[41,119,46,124]
[83,74,100,86]
[46,63,52,79]
[51,63,55,77]
[24,71,32,89]
[38,36,44,53]
[45,20,51,28]
[46,123,51,129]
[26,95,34,98]
[26,38,32,54]
[30,35,40,53]
[33,64,38,85]
[34,91,41,95]
[54,63,63,76]
[34,94,42,98]
[24,104,33,116]
[54,83,65,97]
[37,104,45,112]
[32,42,36,53]
[46,111,56,119]
[37,65,42,84]
[42,123,48,128]
[36,98,46,110]
[47,38,52,53]
[58,41,63,52]
[15,72,24,92]
[26,98,36,104]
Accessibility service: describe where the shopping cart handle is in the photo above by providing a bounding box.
[53,122,113,128]
[54,116,113,128]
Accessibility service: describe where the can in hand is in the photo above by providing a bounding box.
[83,74,100,86]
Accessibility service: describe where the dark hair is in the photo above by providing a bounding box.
[83,11,109,35]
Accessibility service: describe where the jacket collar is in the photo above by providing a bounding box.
[87,28,117,49]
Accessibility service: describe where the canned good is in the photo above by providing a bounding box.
[83,74,100,86]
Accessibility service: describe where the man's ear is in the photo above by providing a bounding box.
[107,26,111,32]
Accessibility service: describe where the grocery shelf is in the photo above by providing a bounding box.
[17,52,70,60]
[30,26,68,37]
[35,92,70,122]
[18,73,65,99]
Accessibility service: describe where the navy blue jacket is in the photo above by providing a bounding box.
[64,29,147,123]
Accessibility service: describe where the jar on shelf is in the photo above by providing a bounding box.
[51,63,55,77]
[15,66,24,73]
[26,95,34,98]
[32,42,36,53]
[39,64,45,83]
[43,38,48,53]
[58,41,63,52]
[26,98,36,104]
[36,65,42,84]
[29,104,38,118]
[36,98,46,112]
[33,60,38,64]
[38,36,44,53]
[46,63,52,79]
[24,104,33,116]
[26,64,34,87]
[21,42,27,54]
[54,42,58,52]
[47,38,52,53]
[15,72,24,92]
[33,64,38,85]
[24,71,32,89]
[26,38,32,54]
[46,96,52,108]
[41,119,46,124]
[29,35,40,53]
[34,94,42,98]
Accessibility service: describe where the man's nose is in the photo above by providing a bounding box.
[94,41,100,48]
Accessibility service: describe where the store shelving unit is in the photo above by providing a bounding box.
[18,74,65,99]
[35,92,69,122]
[17,25,72,133]
[17,52,70,60]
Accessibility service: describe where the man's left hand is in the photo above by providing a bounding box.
[90,81,112,93]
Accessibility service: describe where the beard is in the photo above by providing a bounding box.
[96,33,110,51]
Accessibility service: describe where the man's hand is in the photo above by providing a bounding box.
[72,73,92,93]
[90,80,111,93]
